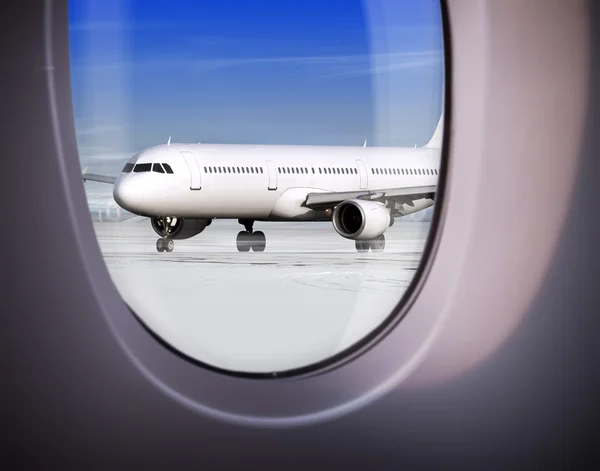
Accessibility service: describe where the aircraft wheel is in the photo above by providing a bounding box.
[370,234,385,252]
[252,231,266,252]
[165,238,174,252]
[156,238,165,252]
[355,240,370,252]
[236,231,251,252]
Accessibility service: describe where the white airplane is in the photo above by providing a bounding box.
[82,115,443,253]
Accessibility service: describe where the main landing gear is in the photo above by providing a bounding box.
[355,234,385,253]
[236,219,266,252]
[155,217,175,253]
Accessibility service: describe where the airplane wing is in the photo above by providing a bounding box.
[81,167,117,185]
[304,185,436,210]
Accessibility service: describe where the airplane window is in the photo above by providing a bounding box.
[72,0,444,374]
[133,163,152,172]
[153,163,165,173]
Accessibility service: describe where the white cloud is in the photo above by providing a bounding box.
[76,124,123,137]
[69,21,176,32]
[70,49,443,77]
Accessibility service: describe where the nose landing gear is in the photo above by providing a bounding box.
[155,217,176,253]
[156,237,174,252]
[236,219,266,252]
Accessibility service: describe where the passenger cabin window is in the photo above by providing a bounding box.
[134,163,152,172]
[71,0,444,376]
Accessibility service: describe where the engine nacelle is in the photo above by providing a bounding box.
[332,199,391,240]
[151,217,211,240]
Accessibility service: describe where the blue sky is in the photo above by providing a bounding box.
[69,0,444,180]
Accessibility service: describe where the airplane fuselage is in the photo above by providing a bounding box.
[113,143,440,221]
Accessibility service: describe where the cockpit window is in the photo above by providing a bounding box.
[133,163,152,172]
[152,163,165,173]
[122,163,134,173]
[162,163,174,174]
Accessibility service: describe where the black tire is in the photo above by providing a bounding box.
[156,238,165,252]
[355,240,370,252]
[236,231,251,252]
[370,234,385,252]
[165,239,174,252]
[252,231,266,252]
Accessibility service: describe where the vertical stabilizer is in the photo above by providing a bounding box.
[424,114,444,149]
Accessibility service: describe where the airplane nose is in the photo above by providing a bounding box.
[113,177,143,213]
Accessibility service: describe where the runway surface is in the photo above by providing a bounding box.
[92,219,431,373]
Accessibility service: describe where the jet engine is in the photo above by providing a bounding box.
[332,199,391,240]
[150,217,211,240]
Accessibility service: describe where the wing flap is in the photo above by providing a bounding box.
[304,185,436,209]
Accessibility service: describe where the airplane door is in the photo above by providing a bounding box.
[355,159,368,189]
[180,151,202,190]
[265,160,277,190]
